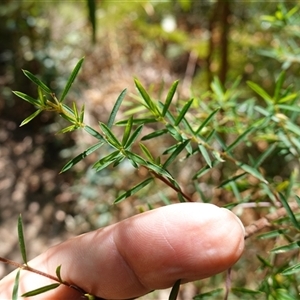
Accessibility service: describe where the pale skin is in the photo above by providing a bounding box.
[0,203,245,300]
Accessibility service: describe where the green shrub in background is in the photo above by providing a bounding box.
[1,3,300,300]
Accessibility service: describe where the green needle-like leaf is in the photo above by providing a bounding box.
[125,151,147,166]
[247,81,273,104]
[281,262,300,275]
[162,80,179,117]
[12,269,20,300]
[134,78,160,116]
[22,70,52,94]
[107,89,127,128]
[279,192,300,230]
[193,288,223,299]
[198,144,212,168]
[21,283,60,297]
[72,102,79,120]
[37,86,46,105]
[84,125,105,141]
[141,129,168,141]
[226,126,256,152]
[99,122,122,148]
[93,151,123,172]
[60,57,84,103]
[218,172,246,188]
[20,109,42,126]
[163,139,190,168]
[114,177,153,204]
[147,161,174,179]
[194,108,220,135]
[238,163,268,184]
[79,104,85,123]
[174,98,193,126]
[274,71,285,103]
[122,115,133,146]
[56,265,63,282]
[277,104,300,113]
[116,118,156,126]
[139,143,154,162]
[271,240,300,254]
[57,125,77,134]
[168,279,181,300]
[12,91,39,106]
[124,124,143,149]
[253,142,277,168]
[18,215,28,265]
[60,141,103,173]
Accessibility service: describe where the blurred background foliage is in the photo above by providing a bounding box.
[1,0,300,299]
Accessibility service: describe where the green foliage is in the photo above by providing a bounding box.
[4,2,300,300]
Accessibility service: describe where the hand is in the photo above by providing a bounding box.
[0,203,245,300]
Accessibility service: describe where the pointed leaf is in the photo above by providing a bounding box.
[193,288,223,299]
[61,142,103,173]
[141,129,168,141]
[166,124,182,141]
[226,126,256,152]
[60,57,84,103]
[247,81,273,103]
[274,71,285,102]
[84,125,105,141]
[253,142,277,168]
[107,89,127,128]
[281,263,300,275]
[162,80,179,116]
[22,70,52,94]
[72,102,78,120]
[278,93,298,104]
[256,254,273,268]
[122,116,133,146]
[116,118,156,126]
[192,164,212,179]
[277,104,300,113]
[79,104,85,123]
[211,77,224,100]
[271,240,300,253]
[163,139,190,168]
[257,229,287,240]
[61,103,76,118]
[57,125,77,134]
[169,279,181,300]
[147,161,174,179]
[12,91,39,106]
[125,150,147,166]
[21,283,60,297]
[238,163,268,184]
[134,78,160,116]
[218,172,246,188]
[231,287,264,295]
[139,143,154,161]
[99,122,122,148]
[20,109,42,126]
[125,124,143,149]
[12,269,20,300]
[18,215,28,265]
[93,150,122,171]
[56,265,63,282]
[279,192,300,230]
[198,144,212,168]
[174,98,193,126]
[195,108,220,135]
[114,177,153,204]
[37,86,46,105]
